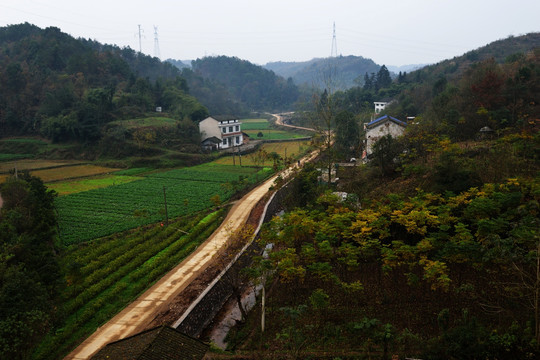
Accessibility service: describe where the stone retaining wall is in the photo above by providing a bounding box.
[174,180,295,338]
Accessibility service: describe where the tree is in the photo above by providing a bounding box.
[334,110,360,159]
[0,172,61,359]
[370,134,404,177]
[376,65,392,90]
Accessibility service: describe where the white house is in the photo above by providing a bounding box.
[374,101,388,114]
[199,116,243,150]
[364,114,407,156]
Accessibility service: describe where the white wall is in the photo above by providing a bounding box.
[366,120,405,154]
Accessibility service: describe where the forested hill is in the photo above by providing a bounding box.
[0,23,207,141]
[385,32,540,137]
[186,55,300,112]
[265,55,382,89]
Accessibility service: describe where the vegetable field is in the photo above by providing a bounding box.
[35,210,226,360]
[56,164,272,245]
[47,175,143,195]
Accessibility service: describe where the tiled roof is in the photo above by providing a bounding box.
[91,326,209,360]
[366,114,407,129]
[212,115,238,121]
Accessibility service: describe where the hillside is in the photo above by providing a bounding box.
[385,32,540,136]
[0,23,207,148]
[180,56,298,113]
[219,35,540,359]
[265,55,382,89]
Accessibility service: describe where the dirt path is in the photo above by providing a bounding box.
[273,112,316,132]
[65,174,280,360]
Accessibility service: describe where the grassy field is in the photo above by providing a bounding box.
[242,118,309,141]
[0,159,83,173]
[109,116,178,128]
[31,164,121,182]
[47,175,143,195]
[0,153,33,161]
[244,129,307,140]
[213,141,311,166]
[241,118,270,130]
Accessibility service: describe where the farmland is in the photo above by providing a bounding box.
[55,164,273,245]
[47,175,143,195]
[213,141,312,166]
[108,116,178,129]
[34,209,226,360]
[242,118,310,140]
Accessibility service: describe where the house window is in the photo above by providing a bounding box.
[235,125,239,131]
[229,126,233,132]
[236,136,240,144]
[222,127,227,133]
[223,138,227,145]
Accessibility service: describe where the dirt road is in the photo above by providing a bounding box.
[65,173,280,360]
[273,112,316,132]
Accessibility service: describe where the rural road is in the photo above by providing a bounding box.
[65,114,318,359]
[273,112,316,132]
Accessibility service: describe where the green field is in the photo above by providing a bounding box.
[213,141,311,166]
[34,210,226,360]
[47,175,143,195]
[244,129,307,140]
[241,118,270,131]
[55,164,273,245]
[242,118,308,140]
[109,116,178,128]
[0,153,33,161]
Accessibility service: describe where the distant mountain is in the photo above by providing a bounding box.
[265,55,381,89]
[183,55,299,113]
[387,64,427,73]
[165,59,191,69]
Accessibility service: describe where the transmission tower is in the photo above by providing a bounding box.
[153,25,161,59]
[330,22,338,58]
[137,24,144,53]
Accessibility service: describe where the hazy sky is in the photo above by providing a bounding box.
[1,0,539,66]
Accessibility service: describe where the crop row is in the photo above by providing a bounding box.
[62,218,201,306]
[56,176,235,244]
[35,210,226,360]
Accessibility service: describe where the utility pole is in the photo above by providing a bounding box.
[163,186,169,226]
[153,25,161,59]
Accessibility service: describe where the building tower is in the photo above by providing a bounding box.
[153,26,161,59]
[330,22,338,58]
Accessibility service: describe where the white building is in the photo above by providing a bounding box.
[374,101,388,114]
[364,114,407,156]
[199,116,243,150]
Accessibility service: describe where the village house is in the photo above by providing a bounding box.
[199,116,243,150]
[364,114,407,157]
[374,101,388,114]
